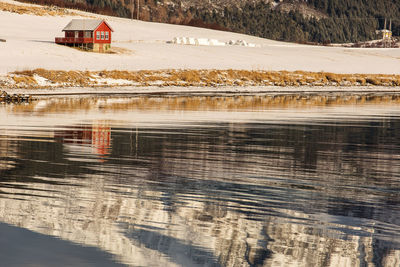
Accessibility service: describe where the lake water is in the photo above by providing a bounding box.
[0,93,399,267]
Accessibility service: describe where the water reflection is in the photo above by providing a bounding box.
[0,222,125,267]
[55,123,111,157]
[8,93,400,114]
[0,94,399,266]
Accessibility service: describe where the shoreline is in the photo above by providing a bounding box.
[4,85,400,98]
[7,91,400,116]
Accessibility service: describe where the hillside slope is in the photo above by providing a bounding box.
[15,0,400,43]
[1,0,400,76]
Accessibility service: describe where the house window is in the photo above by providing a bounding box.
[101,31,104,40]
[84,31,92,38]
[96,31,100,40]
[105,31,109,40]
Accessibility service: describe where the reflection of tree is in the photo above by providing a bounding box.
[106,118,400,214]
[107,119,400,266]
[11,95,400,114]
[0,138,17,172]
[0,117,400,266]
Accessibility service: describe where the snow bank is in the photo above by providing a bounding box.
[170,37,257,47]
[1,0,400,75]
[171,37,226,46]
[227,39,257,47]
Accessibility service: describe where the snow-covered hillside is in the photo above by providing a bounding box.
[0,0,400,75]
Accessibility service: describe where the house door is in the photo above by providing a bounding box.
[99,44,103,53]
[75,31,79,38]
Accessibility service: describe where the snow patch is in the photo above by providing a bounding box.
[33,74,51,86]
[171,37,226,46]
[94,78,134,86]
[171,37,257,47]
[227,39,257,47]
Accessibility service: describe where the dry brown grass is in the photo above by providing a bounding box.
[0,2,77,16]
[13,69,92,86]
[98,70,141,82]
[12,76,37,87]
[6,69,400,89]
[325,73,342,84]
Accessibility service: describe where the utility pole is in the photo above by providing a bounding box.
[389,19,392,48]
[130,0,133,20]
[137,0,139,20]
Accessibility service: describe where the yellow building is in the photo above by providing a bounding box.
[376,29,392,40]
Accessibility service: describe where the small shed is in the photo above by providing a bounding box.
[376,29,392,40]
[55,19,113,52]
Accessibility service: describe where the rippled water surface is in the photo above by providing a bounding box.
[0,94,400,267]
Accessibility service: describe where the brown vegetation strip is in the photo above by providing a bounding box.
[8,69,400,88]
[0,2,78,16]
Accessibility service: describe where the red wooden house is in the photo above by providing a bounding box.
[55,19,113,52]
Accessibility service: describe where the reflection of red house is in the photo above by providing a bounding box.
[92,125,111,156]
[55,124,111,156]
[55,19,113,52]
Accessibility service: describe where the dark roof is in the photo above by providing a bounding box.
[62,19,114,32]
